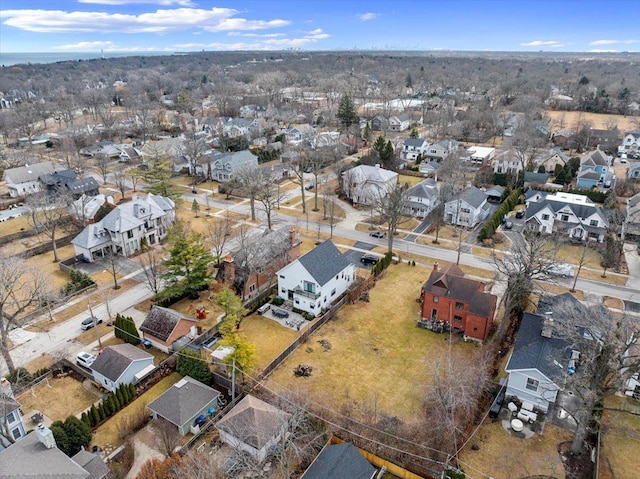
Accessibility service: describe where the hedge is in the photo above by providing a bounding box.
[477,187,522,242]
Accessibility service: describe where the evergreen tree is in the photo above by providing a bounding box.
[50,421,70,455]
[114,314,141,345]
[81,412,91,428]
[129,383,137,401]
[337,95,358,130]
[98,403,106,421]
[113,392,121,411]
[61,416,92,456]
[191,199,200,217]
[176,348,212,384]
[90,405,100,427]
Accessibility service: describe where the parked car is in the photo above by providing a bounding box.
[515,209,525,219]
[76,351,96,368]
[304,183,314,190]
[504,221,513,230]
[544,263,575,278]
[369,231,384,239]
[257,303,271,315]
[81,317,102,330]
[360,254,379,265]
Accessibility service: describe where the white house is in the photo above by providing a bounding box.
[71,193,175,262]
[388,114,411,132]
[403,178,439,219]
[277,240,355,316]
[2,162,57,198]
[466,146,495,166]
[90,344,154,392]
[207,150,259,182]
[216,395,291,462]
[0,378,26,449]
[620,130,640,154]
[524,190,608,242]
[424,138,460,161]
[493,150,522,175]
[342,165,398,206]
[444,186,490,228]
[402,138,430,161]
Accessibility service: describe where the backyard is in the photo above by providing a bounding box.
[264,262,480,421]
[598,395,640,479]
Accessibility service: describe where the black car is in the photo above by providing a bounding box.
[515,209,525,219]
[360,254,379,265]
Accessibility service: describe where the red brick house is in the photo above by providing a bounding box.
[419,263,497,342]
[220,225,301,300]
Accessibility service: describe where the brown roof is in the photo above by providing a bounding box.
[140,305,197,342]
[422,266,497,318]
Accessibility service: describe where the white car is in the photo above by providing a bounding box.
[544,263,575,278]
[76,351,96,368]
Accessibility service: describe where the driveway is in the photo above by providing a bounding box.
[342,241,376,269]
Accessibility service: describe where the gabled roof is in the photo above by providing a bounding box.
[301,442,376,479]
[71,450,109,479]
[485,185,505,198]
[297,240,351,286]
[347,165,398,184]
[216,394,291,450]
[0,430,90,478]
[90,344,153,382]
[3,162,57,184]
[406,178,438,200]
[148,376,221,427]
[422,264,496,318]
[505,312,569,382]
[524,172,550,183]
[581,149,609,167]
[404,138,427,148]
[210,149,258,168]
[140,306,198,342]
[71,223,113,250]
[450,185,487,209]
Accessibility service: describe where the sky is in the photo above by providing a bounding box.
[0,0,638,53]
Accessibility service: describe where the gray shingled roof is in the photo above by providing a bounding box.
[0,429,90,478]
[455,186,487,209]
[148,376,221,427]
[140,306,197,342]
[90,344,153,382]
[216,394,291,450]
[298,240,351,286]
[404,138,426,148]
[405,178,438,200]
[71,450,109,479]
[301,442,376,479]
[3,162,57,184]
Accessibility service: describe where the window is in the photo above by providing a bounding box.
[249,284,256,293]
[279,275,285,279]
[11,427,22,440]
[542,214,550,221]
[431,309,438,320]
[590,220,598,226]
[561,215,569,222]
[281,288,286,293]
[454,315,462,322]
[526,378,539,391]
[455,302,464,310]
[432,295,439,303]
[6,411,16,423]
[295,299,300,304]
[303,281,316,294]
[331,288,336,297]
[127,231,134,239]
[309,304,314,309]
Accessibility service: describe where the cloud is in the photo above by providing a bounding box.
[78,0,196,5]
[0,8,288,34]
[359,12,379,21]
[520,40,566,48]
[588,49,619,53]
[590,39,638,46]
[227,32,286,38]
[174,28,331,50]
[52,40,118,50]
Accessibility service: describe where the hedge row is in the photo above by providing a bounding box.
[477,188,522,242]
[82,383,136,428]
[371,252,394,276]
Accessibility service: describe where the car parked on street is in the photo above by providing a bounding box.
[76,351,96,368]
[369,231,384,238]
[80,317,102,330]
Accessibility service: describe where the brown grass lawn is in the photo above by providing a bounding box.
[265,263,479,421]
[23,353,56,374]
[602,296,624,309]
[535,281,585,301]
[170,296,224,331]
[579,269,627,286]
[17,376,101,422]
[91,372,182,450]
[238,314,299,371]
[459,421,572,479]
[397,174,424,187]
[546,110,639,132]
[599,396,640,479]
[0,215,32,238]
[553,243,603,270]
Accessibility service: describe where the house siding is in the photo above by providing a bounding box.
[505,369,559,413]
[93,358,154,392]
[421,292,495,342]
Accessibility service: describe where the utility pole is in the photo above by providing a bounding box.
[88,302,102,349]
[230,357,236,402]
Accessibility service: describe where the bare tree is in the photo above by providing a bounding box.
[26,191,72,263]
[13,103,41,147]
[112,168,128,200]
[570,241,590,292]
[104,249,121,290]
[552,297,640,456]
[0,257,47,373]
[95,153,111,185]
[371,183,410,254]
[256,178,286,230]
[493,231,555,339]
[138,247,163,294]
[235,167,268,222]
[206,215,231,266]
[126,166,142,192]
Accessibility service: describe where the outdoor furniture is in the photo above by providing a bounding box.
[510,418,524,432]
[517,409,538,423]
[507,402,518,415]
[31,412,43,424]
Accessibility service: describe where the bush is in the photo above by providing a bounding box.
[60,269,95,296]
[51,416,92,456]
[114,314,141,345]
[6,367,33,387]
[177,348,212,384]
[272,297,285,306]
[32,367,50,379]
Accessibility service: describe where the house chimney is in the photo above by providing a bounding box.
[433,262,438,271]
[289,226,296,245]
[0,377,14,399]
[541,312,554,339]
[223,254,235,285]
[35,424,57,449]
